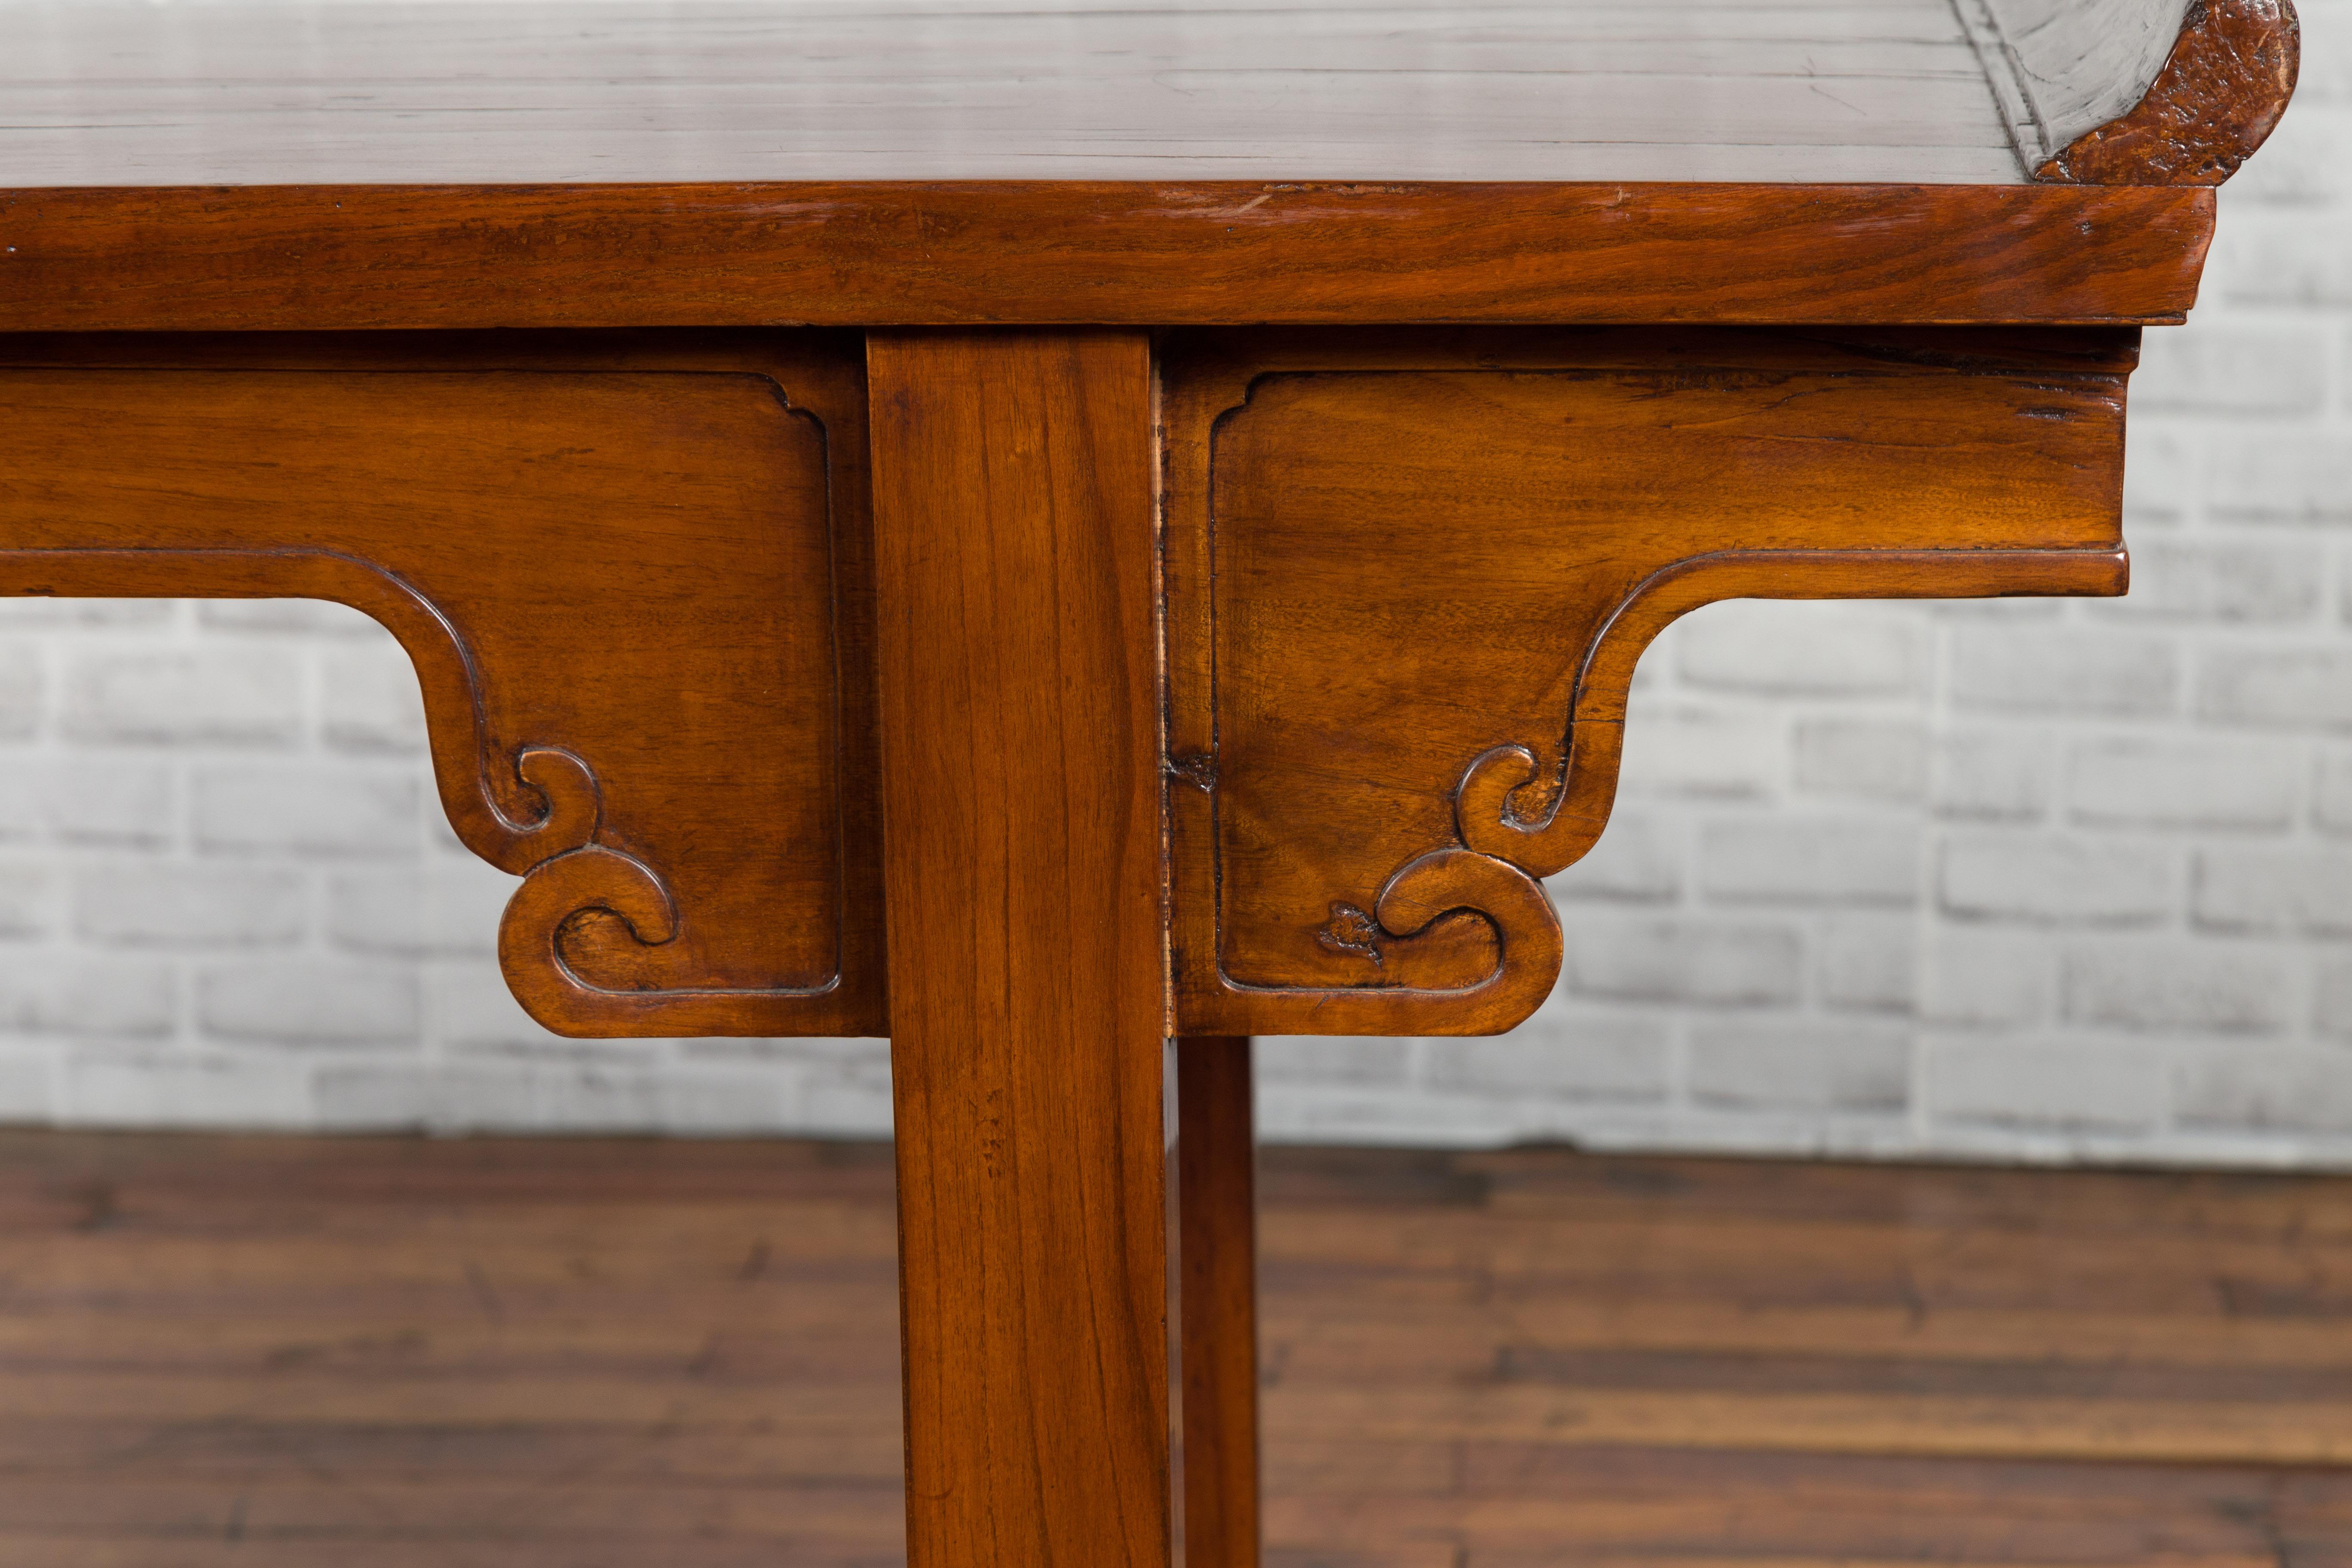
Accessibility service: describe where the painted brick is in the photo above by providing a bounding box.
[1924,1038,2167,1133]
[800,1053,895,1138]
[0,645,41,741]
[1562,917,1802,1008]
[0,598,172,631]
[1424,1014,1670,1102]
[646,1071,798,1136]
[433,967,561,1054]
[64,649,302,745]
[0,956,174,1038]
[1614,704,1780,799]
[1794,720,1927,802]
[0,773,32,844]
[535,1067,790,1135]
[2317,750,2352,833]
[2132,325,2328,416]
[2228,107,2352,203]
[0,1054,48,1120]
[1950,627,2178,717]
[26,762,173,848]
[1688,1024,1909,1112]
[61,1052,312,1130]
[2061,940,2293,1034]
[1818,915,1917,1014]
[0,864,56,940]
[193,766,420,858]
[2215,218,2352,309]
[2310,958,2352,1039]
[312,1062,540,1133]
[321,643,429,754]
[1678,602,1923,697]
[328,863,512,957]
[1257,1036,1411,1087]
[1700,819,1920,906]
[1921,928,2051,1028]
[2196,846,2352,934]
[2207,432,2352,523]
[2094,539,2321,624]
[2121,423,2196,527]
[1547,812,1681,903]
[199,599,384,637]
[2068,738,2298,831]
[1938,834,2172,926]
[1931,730,2052,822]
[2175,1044,2352,1135]
[198,963,420,1047]
[1929,597,2062,624]
[2199,647,2352,731]
[76,864,305,948]
[2298,12,2352,104]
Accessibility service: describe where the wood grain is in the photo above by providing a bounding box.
[866,331,1172,1568]
[0,0,2019,187]
[2037,0,2302,183]
[11,1132,2352,1566]
[1178,1037,1262,1568]
[0,182,2213,331]
[1165,328,2135,1038]
[0,332,883,1039]
[1968,0,2301,183]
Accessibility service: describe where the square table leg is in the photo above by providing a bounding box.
[869,330,1176,1567]
[1178,1036,1262,1568]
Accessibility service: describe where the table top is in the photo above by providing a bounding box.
[2,0,2052,186]
[0,0,2294,331]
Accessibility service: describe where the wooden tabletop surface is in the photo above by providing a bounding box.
[0,0,2293,330]
[0,0,2036,186]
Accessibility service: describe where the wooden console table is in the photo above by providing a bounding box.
[0,0,2297,1561]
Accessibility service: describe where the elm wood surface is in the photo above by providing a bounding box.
[1165,327,2134,1039]
[1178,1038,1263,1568]
[0,331,884,1040]
[0,0,2293,188]
[0,182,2220,332]
[11,1132,2352,1566]
[866,332,1173,1568]
[0,0,2032,186]
[0,0,2294,332]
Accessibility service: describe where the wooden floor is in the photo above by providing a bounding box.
[3,1134,2352,1567]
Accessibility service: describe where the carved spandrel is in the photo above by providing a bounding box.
[0,338,884,1037]
[1166,329,2140,1038]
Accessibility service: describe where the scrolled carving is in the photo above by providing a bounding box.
[2034,0,2301,184]
[1366,848,1563,1023]
[0,341,885,1038]
[1161,331,2145,1040]
[1452,548,2131,881]
[1170,818,1564,1037]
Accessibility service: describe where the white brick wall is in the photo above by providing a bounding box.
[0,6,2346,1161]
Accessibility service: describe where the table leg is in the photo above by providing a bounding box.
[1178,1036,1262,1568]
[867,331,1173,1567]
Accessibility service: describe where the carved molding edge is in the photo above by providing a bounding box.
[1176,546,2129,1038]
[2039,0,2301,184]
[1458,548,2130,873]
[0,547,866,1038]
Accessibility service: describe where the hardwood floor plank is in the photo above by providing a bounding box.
[7,1135,2352,1564]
